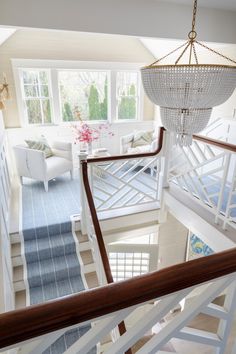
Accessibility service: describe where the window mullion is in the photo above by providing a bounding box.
[110,71,117,122]
[37,71,44,124]
[50,69,61,124]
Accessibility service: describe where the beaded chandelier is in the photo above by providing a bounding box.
[141,0,236,146]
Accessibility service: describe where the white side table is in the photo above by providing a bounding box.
[89,148,111,178]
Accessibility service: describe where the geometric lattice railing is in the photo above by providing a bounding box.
[79,127,165,222]
[168,135,236,230]
[90,154,162,213]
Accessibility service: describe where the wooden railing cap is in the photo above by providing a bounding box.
[0,247,236,349]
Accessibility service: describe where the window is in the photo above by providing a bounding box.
[14,60,144,125]
[109,251,150,282]
[116,71,139,120]
[21,69,52,124]
[59,71,109,122]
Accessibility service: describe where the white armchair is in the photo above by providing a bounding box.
[13,141,73,192]
[120,130,157,155]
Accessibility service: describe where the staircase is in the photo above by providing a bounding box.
[12,228,98,309]
[2,127,236,354]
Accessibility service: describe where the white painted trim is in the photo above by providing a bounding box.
[11,59,146,71]
[71,217,89,292]
[164,189,235,252]
[11,58,146,127]
[17,182,30,306]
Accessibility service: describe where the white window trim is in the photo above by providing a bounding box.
[12,59,145,127]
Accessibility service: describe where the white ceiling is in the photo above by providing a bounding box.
[162,0,236,11]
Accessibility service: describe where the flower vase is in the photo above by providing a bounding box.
[87,141,93,155]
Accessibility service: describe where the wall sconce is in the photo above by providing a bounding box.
[0,73,10,110]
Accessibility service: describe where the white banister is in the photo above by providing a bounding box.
[78,151,88,235]
[2,272,236,354]
[168,137,236,231]
[134,275,235,354]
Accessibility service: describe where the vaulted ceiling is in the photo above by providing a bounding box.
[0,0,235,44]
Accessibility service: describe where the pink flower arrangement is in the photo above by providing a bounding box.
[72,123,99,144]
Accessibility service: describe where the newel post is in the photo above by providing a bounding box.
[79,151,88,235]
[159,130,171,192]
[157,130,171,223]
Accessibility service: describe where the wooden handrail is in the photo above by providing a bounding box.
[85,127,236,166]
[1,247,236,349]
[82,161,113,283]
[86,126,165,164]
[193,134,236,152]
[81,160,131,354]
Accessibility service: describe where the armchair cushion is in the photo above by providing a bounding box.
[120,130,156,155]
[25,139,53,158]
[127,145,151,154]
[46,156,72,181]
[131,131,153,148]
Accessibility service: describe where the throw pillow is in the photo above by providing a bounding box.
[25,139,53,158]
[132,131,153,148]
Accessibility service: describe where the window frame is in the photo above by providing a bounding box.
[18,68,54,126]
[12,59,145,127]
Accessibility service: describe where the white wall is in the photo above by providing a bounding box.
[0,0,236,44]
[0,112,4,133]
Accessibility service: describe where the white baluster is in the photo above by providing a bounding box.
[78,151,88,235]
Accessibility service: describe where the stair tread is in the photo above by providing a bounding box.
[27,253,81,287]
[30,275,85,305]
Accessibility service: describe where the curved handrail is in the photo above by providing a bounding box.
[86,126,165,164]
[1,247,236,349]
[81,160,130,352]
[85,127,236,165]
[82,161,113,283]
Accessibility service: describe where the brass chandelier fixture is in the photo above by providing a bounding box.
[141,0,236,146]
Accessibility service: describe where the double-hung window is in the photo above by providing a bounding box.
[58,70,109,122]
[15,61,143,126]
[20,69,53,125]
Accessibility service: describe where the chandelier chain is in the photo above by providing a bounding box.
[149,41,189,66]
[191,0,198,33]
[195,41,236,64]
[146,0,236,66]
[192,43,199,64]
[175,42,191,65]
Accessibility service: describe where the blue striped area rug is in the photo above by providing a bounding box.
[21,174,96,354]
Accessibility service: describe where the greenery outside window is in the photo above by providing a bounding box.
[21,69,52,124]
[16,61,143,125]
[59,71,108,122]
[116,71,139,120]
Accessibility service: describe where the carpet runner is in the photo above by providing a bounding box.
[21,175,96,354]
